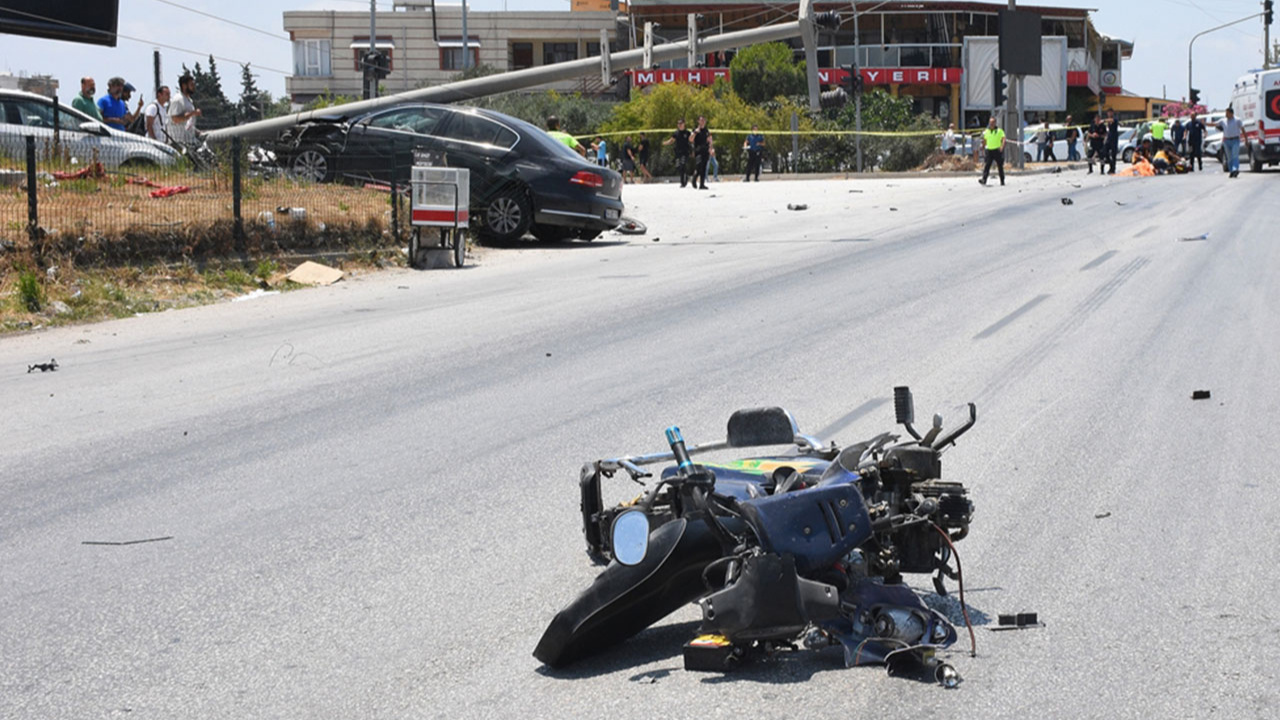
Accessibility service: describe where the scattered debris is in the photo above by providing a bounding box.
[1061,197,1074,205]
[1071,183,1082,188]
[615,217,647,235]
[285,261,344,286]
[1114,200,1126,206]
[1191,390,1211,400]
[27,359,58,373]
[989,612,1044,631]
[126,177,163,188]
[82,536,173,546]
[848,189,864,193]
[546,352,552,357]
[890,207,899,211]
[52,163,106,180]
[1178,233,1210,242]
[397,285,409,289]
[231,289,280,302]
[787,203,808,211]
[1094,511,1112,519]
[149,185,191,199]
[651,237,661,242]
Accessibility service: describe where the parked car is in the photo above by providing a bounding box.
[0,88,178,168]
[1019,123,1079,163]
[273,103,624,242]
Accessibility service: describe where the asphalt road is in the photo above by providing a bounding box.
[3,165,1278,719]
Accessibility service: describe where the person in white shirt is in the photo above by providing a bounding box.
[1216,107,1246,178]
[144,85,171,143]
[167,73,202,146]
[942,124,957,155]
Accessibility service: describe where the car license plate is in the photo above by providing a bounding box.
[605,208,619,220]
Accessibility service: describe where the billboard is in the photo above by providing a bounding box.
[965,37,1067,112]
[0,1,120,47]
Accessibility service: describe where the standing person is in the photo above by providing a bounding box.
[691,116,711,190]
[1172,118,1186,154]
[1150,116,1167,148]
[144,85,171,142]
[620,135,636,184]
[978,116,1006,186]
[1104,110,1120,175]
[1034,122,1047,162]
[72,77,102,121]
[1184,113,1206,172]
[593,136,608,168]
[743,124,764,181]
[1040,121,1058,161]
[635,132,653,183]
[1087,115,1105,174]
[1065,115,1079,161]
[545,116,585,156]
[1216,107,1246,178]
[97,77,129,131]
[707,139,720,182]
[662,118,693,187]
[942,123,957,155]
[120,82,144,135]
[167,73,202,146]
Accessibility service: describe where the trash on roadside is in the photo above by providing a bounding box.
[285,261,344,286]
[1095,511,1112,519]
[787,203,808,211]
[231,289,280,302]
[276,206,307,221]
[1061,197,1074,205]
[126,177,163,188]
[1178,233,1210,242]
[149,185,190,199]
[616,217,647,235]
[27,359,58,373]
[1191,390,1211,400]
[52,163,106,180]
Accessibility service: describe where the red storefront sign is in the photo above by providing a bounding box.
[630,67,964,87]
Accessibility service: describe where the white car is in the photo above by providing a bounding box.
[0,88,178,168]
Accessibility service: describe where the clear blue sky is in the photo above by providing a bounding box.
[0,0,1272,111]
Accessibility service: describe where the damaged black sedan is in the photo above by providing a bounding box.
[273,103,623,242]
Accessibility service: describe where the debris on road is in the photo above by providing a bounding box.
[989,613,1043,631]
[615,217,647,235]
[149,185,191,199]
[651,237,660,242]
[1061,198,1074,205]
[231,289,280,302]
[1095,511,1112,519]
[285,261,344,286]
[1178,233,1210,242]
[1191,390,1211,400]
[27,359,58,373]
[1114,200,1126,206]
[890,207,899,211]
[82,536,173,546]
[787,203,808,211]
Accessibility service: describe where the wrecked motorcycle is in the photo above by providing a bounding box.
[534,387,978,686]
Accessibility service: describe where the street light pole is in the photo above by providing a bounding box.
[1188,13,1261,102]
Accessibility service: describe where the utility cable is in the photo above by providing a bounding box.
[148,0,290,41]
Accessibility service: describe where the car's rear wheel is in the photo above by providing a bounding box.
[291,145,333,182]
[1249,145,1263,173]
[480,190,531,242]
[532,224,573,243]
[1122,148,1134,164]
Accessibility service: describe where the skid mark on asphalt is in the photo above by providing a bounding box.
[978,256,1151,402]
[974,295,1051,340]
[1134,226,1157,238]
[1081,250,1119,271]
[814,397,890,440]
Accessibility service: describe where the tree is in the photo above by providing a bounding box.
[729,42,806,105]
[237,64,270,123]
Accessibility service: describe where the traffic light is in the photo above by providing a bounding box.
[813,11,842,30]
[993,67,1008,108]
[1190,88,1201,105]
[1266,0,1273,25]
[846,65,864,96]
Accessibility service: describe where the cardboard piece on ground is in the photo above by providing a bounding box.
[285,261,344,286]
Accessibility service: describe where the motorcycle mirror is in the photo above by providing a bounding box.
[726,407,800,447]
[611,510,650,566]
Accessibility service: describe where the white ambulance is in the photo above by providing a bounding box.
[1229,68,1280,172]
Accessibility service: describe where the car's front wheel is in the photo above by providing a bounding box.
[291,145,333,182]
[480,190,532,242]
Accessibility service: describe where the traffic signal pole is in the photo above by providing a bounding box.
[1188,12,1263,103]
[1006,1,1023,169]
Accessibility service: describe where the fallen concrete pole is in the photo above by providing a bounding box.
[208,14,812,141]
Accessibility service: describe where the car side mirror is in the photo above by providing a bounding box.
[726,407,800,448]
[611,510,649,566]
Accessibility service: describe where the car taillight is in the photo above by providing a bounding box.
[570,170,604,188]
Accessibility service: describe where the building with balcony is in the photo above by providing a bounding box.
[628,0,1133,127]
[284,1,624,105]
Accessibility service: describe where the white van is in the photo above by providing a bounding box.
[1229,68,1280,172]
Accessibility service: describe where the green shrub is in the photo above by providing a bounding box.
[17,269,44,312]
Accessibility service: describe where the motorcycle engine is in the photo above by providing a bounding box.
[863,445,973,582]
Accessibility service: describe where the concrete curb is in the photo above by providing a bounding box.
[641,162,1091,184]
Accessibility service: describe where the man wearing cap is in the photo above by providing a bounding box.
[119,82,144,134]
[72,77,102,121]
[98,77,130,131]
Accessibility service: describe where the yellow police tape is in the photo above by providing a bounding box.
[574,117,1161,142]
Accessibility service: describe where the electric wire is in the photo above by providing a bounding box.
[931,521,977,658]
[0,6,292,75]
[148,0,290,41]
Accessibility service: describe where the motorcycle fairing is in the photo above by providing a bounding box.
[737,481,874,574]
[698,552,841,642]
[659,458,832,501]
[533,516,724,668]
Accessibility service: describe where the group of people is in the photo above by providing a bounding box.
[545,116,768,187]
[71,73,202,147]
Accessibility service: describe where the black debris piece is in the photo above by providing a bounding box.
[990,612,1044,631]
[1114,200,1126,206]
[890,207,899,211]
[1095,511,1112,519]
[1061,198,1074,205]
[82,536,173,546]
[1191,390,1211,400]
[27,359,58,373]
[1178,233,1210,242]
[787,203,808,211]
[651,237,661,242]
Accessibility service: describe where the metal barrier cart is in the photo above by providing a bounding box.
[409,166,470,269]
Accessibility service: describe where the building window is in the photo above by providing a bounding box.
[351,37,395,72]
[439,37,481,70]
[293,39,331,77]
[543,42,578,65]
[511,42,533,69]
[585,41,618,57]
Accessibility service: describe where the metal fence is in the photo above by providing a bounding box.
[2,133,410,268]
